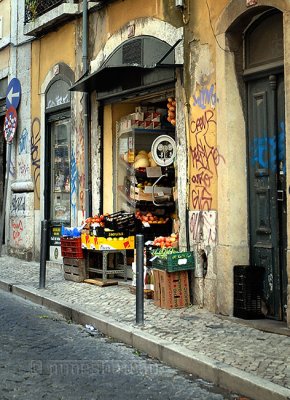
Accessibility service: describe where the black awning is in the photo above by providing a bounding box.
[69,64,180,93]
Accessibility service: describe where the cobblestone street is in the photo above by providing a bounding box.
[0,255,289,400]
[0,290,245,400]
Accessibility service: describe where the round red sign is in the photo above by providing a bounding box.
[3,106,18,142]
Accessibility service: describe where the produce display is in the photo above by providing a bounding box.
[167,97,176,126]
[82,211,137,236]
[135,211,170,225]
[84,213,109,228]
[123,149,158,168]
[151,246,178,257]
[152,233,178,248]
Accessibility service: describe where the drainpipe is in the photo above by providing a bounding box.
[82,0,91,218]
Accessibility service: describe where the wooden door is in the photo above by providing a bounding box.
[247,73,287,320]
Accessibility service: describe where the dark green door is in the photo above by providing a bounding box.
[248,73,287,320]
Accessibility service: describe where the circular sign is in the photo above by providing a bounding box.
[4,107,18,142]
[6,78,21,110]
[151,135,176,167]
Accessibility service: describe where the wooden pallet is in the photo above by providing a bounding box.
[83,278,118,287]
[63,258,87,283]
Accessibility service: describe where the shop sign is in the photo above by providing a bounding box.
[50,225,62,246]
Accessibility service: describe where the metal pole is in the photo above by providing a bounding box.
[0,143,12,257]
[136,234,144,325]
[39,219,48,289]
[82,0,91,218]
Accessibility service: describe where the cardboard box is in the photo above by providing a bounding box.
[144,112,161,122]
[128,112,144,121]
[120,119,142,132]
[81,233,134,250]
[153,269,190,309]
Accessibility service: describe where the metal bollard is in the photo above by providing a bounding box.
[136,234,144,325]
[39,220,48,289]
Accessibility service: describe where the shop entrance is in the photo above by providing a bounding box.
[44,70,73,261]
[113,91,177,232]
[245,10,287,320]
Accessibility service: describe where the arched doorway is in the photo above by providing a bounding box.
[244,10,287,320]
[44,64,74,261]
[215,3,289,322]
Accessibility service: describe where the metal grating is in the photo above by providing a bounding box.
[122,39,142,65]
[24,0,77,24]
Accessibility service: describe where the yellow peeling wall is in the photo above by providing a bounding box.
[0,0,11,72]
[187,0,227,212]
[0,46,9,71]
[31,23,76,209]
[1,0,11,38]
[107,0,162,32]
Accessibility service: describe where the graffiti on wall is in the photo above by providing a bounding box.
[18,128,29,155]
[11,194,26,215]
[31,118,41,204]
[11,219,24,245]
[250,121,286,174]
[17,128,31,180]
[189,81,224,211]
[10,193,27,247]
[189,210,217,247]
[76,122,85,218]
[192,84,218,110]
[71,148,78,221]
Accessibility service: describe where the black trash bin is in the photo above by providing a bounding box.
[233,265,265,319]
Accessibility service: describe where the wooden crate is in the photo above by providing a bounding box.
[63,258,87,283]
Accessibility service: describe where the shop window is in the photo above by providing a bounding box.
[49,117,71,223]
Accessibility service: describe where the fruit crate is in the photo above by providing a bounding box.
[63,257,87,283]
[152,251,195,272]
[233,265,265,319]
[61,237,84,259]
[104,211,136,231]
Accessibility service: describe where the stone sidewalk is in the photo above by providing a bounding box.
[0,255,289,400]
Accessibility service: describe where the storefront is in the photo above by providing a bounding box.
[70,33,184,276]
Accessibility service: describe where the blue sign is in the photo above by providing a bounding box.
[6,78,21,110]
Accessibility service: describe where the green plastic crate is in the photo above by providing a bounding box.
[152,251,195,272]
